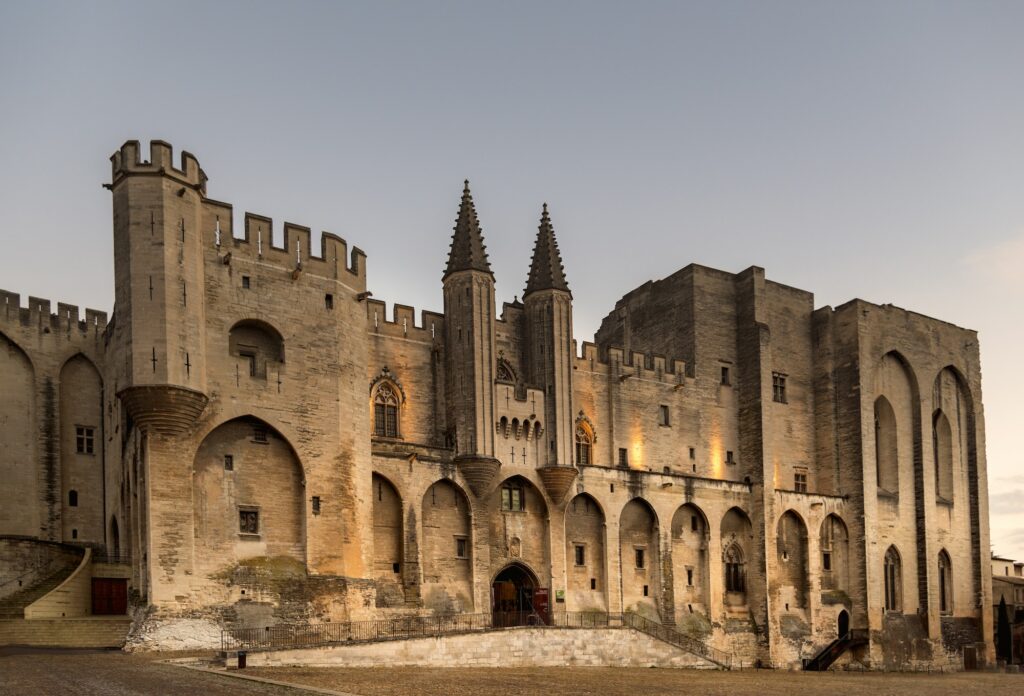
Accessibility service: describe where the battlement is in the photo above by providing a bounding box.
[110,140,207,193]
[201,203,366,284]
[575,340,687,383]
[0,289,107,334]
[366,299,444,342]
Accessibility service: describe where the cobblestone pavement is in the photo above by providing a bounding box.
[247,665,1023,696]
[0,647,297,695]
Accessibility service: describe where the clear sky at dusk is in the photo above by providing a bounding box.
[1,2,1022,557]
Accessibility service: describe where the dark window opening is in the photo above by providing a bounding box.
[325,293,334,310]
[721,366,731,386]
[686,568,694,586]
[691,515,698,532]
[71,528,78,539]
[239,508,260,535]
[252,427,268,443]
[635,548,645,569]
[392,562,400,574]
[241,275,250,289]
[311,496,321,515]
[689,447,695,459]
[643,584,649,597]
[455,537,468,558]
[726,450,735,465]
[500,484,525,512]
[618,448,628,467]
[590,578,597,590]
[68,490,78,507]
[76,426,95,455]
[794,471,808,493]
[822,551,832,571]
[658,404,670,426]
[223,455,234,471]
[772,372,787,403]
[574,545,586,566]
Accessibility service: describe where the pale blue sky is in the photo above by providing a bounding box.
[1,1,1022,557]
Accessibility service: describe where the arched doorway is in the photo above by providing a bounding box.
[492,563,545,627]
[838,609,850,637]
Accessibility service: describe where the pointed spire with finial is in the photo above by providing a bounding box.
[524,202,570,298]
[444,180,493,280]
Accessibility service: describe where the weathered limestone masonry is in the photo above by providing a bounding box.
[0,140,992,669]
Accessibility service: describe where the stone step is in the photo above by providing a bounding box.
[0,618,131,648]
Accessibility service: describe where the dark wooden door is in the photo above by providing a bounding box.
[92,578,127,615]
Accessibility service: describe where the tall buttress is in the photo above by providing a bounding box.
[523,204,574,468]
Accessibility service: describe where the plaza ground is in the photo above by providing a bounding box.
[0,648,1020,696]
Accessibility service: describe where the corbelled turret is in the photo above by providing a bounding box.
[443,181,500,496]
[523,204,577,502]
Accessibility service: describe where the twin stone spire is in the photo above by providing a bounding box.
[443,181,570,298]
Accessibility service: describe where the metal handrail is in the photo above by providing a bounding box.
[621,611,733,669]
[0,556,77,595]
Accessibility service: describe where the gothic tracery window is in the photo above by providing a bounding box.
[575,421,593,466]
[374,383,400,438]
[496,359,515,384]
[724,543,745,593]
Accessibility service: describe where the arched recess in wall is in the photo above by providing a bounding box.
[59,354,103,545]
[721,507,754,609]
[421,479,473,613]
[776,510,809,610]
[228,319,285,380]
[0,332,36,537]
[671,503,710,615]
[372,473,404,607]
[619,498,659,617]
[875,350,927,613]
[489,476,550,587]
[938,548,953,615]
[874,396,899,493]
[884,545,903,613]
[932,365,980,604]
[192,416,306,576]
[932,410,954,501]
[819,514,850,596]
[565,493,606,609]
[110,516,120,559]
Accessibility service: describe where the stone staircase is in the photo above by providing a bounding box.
[0,563,77,619]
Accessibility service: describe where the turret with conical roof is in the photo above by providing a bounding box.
[523,204,576,484]
[442,181,500,498]
[524,203,570,297]
[444,181,493,280]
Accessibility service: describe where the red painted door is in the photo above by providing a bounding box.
[92,578,127,615]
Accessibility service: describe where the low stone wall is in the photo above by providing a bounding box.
[241,627,718,669]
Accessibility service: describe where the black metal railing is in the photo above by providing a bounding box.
[804,629,869,671]
[621,612,733,669]
[91,553,132,565]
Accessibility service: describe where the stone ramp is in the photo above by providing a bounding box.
[0,564,79,619]
[0,617,132,648]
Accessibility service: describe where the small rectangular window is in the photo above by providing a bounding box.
[325,293,334,310]
[686,568,694,586]
[252,427,268,443]
[689,447,695,460]
[311,496,321,515]
[726,450,735,464]
[618,448,628,467]
[794,471,808,493]
[223,454,234,471]
[239,508,259,535]
[691,515,698,532]
[76,426,95,455]
[590,578,597,590]
[658,405,670,426]
[822,551,832,572]
[772,372,788,403]
[500,485,525,512]
[455,537,468,558]
[721,366,731,386]
[643,584,649,597]
[241,275,250,289]
[574,545,586,567]
[240,349,257,377]
[635,548,645,569]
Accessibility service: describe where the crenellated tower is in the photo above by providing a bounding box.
[442,181,501,496]
[109,140,209,434]
[523,204,577,503]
